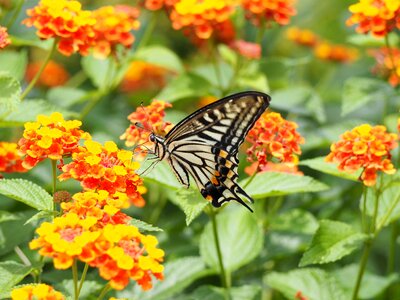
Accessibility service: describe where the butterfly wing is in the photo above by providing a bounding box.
[164,91,270,211]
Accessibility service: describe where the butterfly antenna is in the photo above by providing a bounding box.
[138,159,160,176]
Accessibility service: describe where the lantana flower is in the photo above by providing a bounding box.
[143,0,177,11]
[25,60,69,88]
[0,26,11,49]
[59,140,146,207]
[169,0,236,40]
[241,0,297,26]
[245,112,304,175]
[120,61,169,93]
[370,47,400,86]
[314,41,358,63]
[11,284,65,300]
[326,124,398,186]
[346,0,400,37]
[120,100,173,153]
[23,0,96,56]
[91,5,140,59]
[286,27,319,47]
[18,112,91,169]
[230,40,261,59]
[0,142,27,174]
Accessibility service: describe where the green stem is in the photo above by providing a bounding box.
[351,240,373,300]
[65,70,87,88]
[72,260,79,300]
[97,283,111,300]
[137,11,158,50]
[21,39,57,100]
[243,165,259,189]
[77,263,89,296]
[14,246,31,266]
[388,222,397,274]
[361,186,367,233]
[79,90,105,120]
[5,0,24,29]
[209,41,224,95]
[51,159,57,213]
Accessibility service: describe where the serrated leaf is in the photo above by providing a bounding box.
[241,172,328,199]
[333,264,398,299]
[0,179,53,211]
[266,268,346,300]
[118,257,212,300]
[24,210,55,225]
[191,285,261,300]
[269,209,319,235]
[0,73,21,113]
[143,161,181,189]
[0,99,77,127]
[170,188,207,226]
[299,220,367,267]
[155,72,213,102]
[129,218,163,232]
[300,157,361,181]
[0,50,27,80]
[134,46,184,73]
[200,209,263,272]
[0,261,34,296]
[342,77,395,116]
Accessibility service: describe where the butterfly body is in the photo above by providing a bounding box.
[149,91,271,212]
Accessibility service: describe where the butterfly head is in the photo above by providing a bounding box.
[149,133,167,160]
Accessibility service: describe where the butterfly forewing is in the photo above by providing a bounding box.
[154,91,270,212]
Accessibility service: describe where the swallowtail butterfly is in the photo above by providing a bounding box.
[148,91,270,212]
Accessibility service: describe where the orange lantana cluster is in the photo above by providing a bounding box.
[326,124,398,186]
[169,0,236,40]
[121,100,173,152]
[143,0,177,11]
[346,0,400,37]
[59,140,146,207]
[29,213,164,290]
[370,47,400,87]
[0,142,27,174]
[11,284,65,300]
[23,0,140,57]
[242,0,297,26]
[286,27,358,63]
[120,61,169,93]
[91,5,140,58]
[18,112,91,169]
[231,40,261,59]
[245,112,304,175]
[0,26,10,49]
[25,60,69,88]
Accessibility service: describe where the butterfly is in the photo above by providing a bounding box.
[146,91,271,212]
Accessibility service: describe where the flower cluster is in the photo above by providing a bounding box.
[30,213,164,290]
[121,100,173,153]
[143,0,177,11]
[246,112,304,174]
[59,140,146,207]
[346,0,400,37]
[0,26,10,49]
[370,47,400,86]
[23,0,96,56]
[169,0,236,40]
[326,124,398,186]
[18,112,91,169]
[0,142,27,174]
[25,60,69,88]
[91,5,140,58]
[120,61,169,93]
[286,27,318,47]
[242,0,297,26]
[11,284,65,300]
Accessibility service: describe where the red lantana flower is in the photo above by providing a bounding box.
[25,60,69,88]
[241,0,297,26]
[0,26,11,49]
[0,142,28,174]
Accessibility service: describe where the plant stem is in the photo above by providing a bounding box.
[351,240,372,300]
[97,283,111,300]
[14,246,31,266]
[361,186,367,233]
[388,222,397,275]
[51,159,57,213]
[137,11,158,50]
[79,90,105,120]
[6,0,24,29]
[243,165,259,189]
[21,39,57,100]
[77,263,89,296]
[72,260,79,300]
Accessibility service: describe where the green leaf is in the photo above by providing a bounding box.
[333,264,398,299]
[191,285,261,300]
[0,73,21,113]
[155,72,212,102]
[0,50,27,80]
[143,161,181,189]
[236,71,269,92]
[24,210,55,225]
[118,257,212,300]
[129,218,163,232]
[300,157,361,181]
[0,179,53,211]
[0,99,77,127]
[241,172,328,199]
[199,209,263,272]
[170,188,207,226]
[134,46,184,73]
[47,87,87,108]
[0,211,20,223]
[81,55,116,89]
[217,44,237,66]
[10,36,53,50]
[0,261,34,297]
[269,209,319,235]
[299,220,367,267]
[266,268,346,300]
[341,77,395,116]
